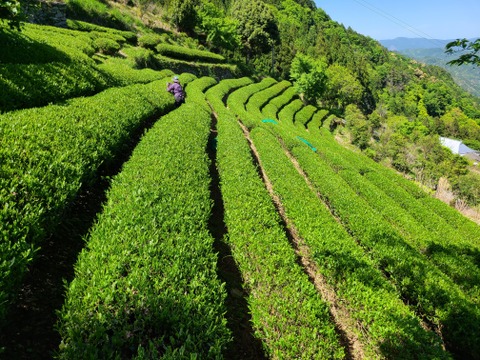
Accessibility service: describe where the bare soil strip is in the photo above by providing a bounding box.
[237,120,364,360]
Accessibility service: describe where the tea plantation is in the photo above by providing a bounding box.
[1,18,480,360]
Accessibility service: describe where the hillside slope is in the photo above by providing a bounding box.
[1,1,480,358]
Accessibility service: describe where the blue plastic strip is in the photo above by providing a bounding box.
[297,136,317,152]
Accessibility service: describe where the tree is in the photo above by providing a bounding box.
[170,0,198,34]
[290,53,327,104]
[324,64,363,111]
[197,1,240,51]
[0,0,22,30]
[445,38,480,67]
[345,104,370,150]
[230,0,279,63]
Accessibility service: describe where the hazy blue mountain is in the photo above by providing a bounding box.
[379,37,480,98]
[379,37,452,51]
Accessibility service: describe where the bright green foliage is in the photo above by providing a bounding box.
[66,0,141,31]
[211,86,345,358]
[170,0,197,34]
[446,38,480,67]
[245,80,292,120]
[249,121,449,359]
[0,80,175,325]
[278,98,303,123]
[289,132,480,359]
[262,86,298,120]
[197,1,240,51]
[156,43,225,63]
[154,54,239,79]
[205,76,253,111]
[290,53,327,103]
[345,104,370,150]
[66,19,137,42]
[57,93,231,358]
[230,0,279,61]
[137,32,164,50]
[226,77,277,128]
[294,104,317,127]
[324,63,363,111]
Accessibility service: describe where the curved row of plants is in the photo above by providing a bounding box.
[312,126,480,243]
[289,141,480,359]
[308,139,480,303]
[209,82,345,359]
[277,98,304,124]
[248,125,448,359]
[230,80,450,358]
[294,104,318,128]
[245,80,292,121]
[261,87,298,121]
[226,77,278,129]
[0,22,163,112]
[57,80,230,358]
[0,78,175,325]
[227,77,480,358]
[305,125,480,261]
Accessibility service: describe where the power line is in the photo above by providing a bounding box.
[350,0,447,48]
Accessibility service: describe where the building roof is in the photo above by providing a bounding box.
[440,137,477,155]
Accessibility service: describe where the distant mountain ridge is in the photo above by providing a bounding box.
[379,37,453,51]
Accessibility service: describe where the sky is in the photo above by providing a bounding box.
[314,0,480,41]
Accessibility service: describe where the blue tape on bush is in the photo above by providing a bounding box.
[297,136,317,152]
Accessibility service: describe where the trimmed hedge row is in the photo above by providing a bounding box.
[66,19,137,43]
[205,77,253,111]
[184,76,218,112]
[261,87,298,120]
[277,99,304,124]
[154,55,240,80]
[294,104,317,128]
[290,144,480,359]
[156,43,225,64]
[245,80,292,122]
[0,23,111,112]
[0,79,175,324]
[226,78,278,129]
[307,109,330,131]
[249,126,449,359]
[57,89,230,359]
[309,127,480,253]
[211,93,345,358]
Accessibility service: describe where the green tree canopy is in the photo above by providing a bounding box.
[170,0,198,34]
[197,1,240,51]
[230,0,279,62]
[0,0,22,30]
[290,53,327,103]
[324,63,363,111]
[445,38,480,67]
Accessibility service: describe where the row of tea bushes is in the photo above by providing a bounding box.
[261,86,298,121]
[226,78,278,129]
[290,143,480,359]
[249,125,449,359]
[156,44,226,64]
[0,79,175,324]
[210,86,345,358]
[57,87,230,358]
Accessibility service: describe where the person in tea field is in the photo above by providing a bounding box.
[166,76,185,107]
